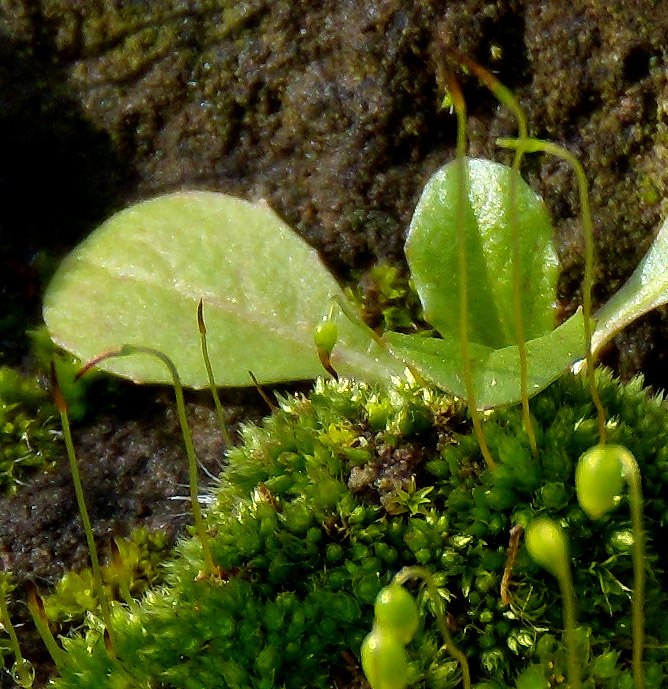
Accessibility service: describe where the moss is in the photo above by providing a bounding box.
[0,366,61,495]
[5,4,668,685]
[37,370,668,688]
[345,263,429,335]
[42,528,171,625]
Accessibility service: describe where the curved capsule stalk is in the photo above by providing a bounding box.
[526,518,581,689]
[51,363,116,654]
[445,69,495,470]
[450,52,537,455]
[198,300,233,449]
[78,346,218,578]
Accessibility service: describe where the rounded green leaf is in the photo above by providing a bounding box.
[592,213,668,356]
[406,158,558,348]
[44,192,402,387]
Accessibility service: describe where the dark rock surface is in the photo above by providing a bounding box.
[2,1,668,685]
[3,1,668,383]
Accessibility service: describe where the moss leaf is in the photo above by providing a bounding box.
[44,192,401,387]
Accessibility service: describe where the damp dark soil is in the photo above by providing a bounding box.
[2,0,668,686]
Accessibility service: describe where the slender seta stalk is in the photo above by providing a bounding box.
[620,450,646,689]
[525,517,581,689]
[450,52,537,456]
[26,581,66,670]
[445,69,495,470]
[51,363,116,654]
[0,574,34,687]
[395,566,471,689]
[197,299,233,448]
[576,443,646,688]
[248,370,277,411]
[559,554,581,689]
[77,346,218,577]
[496,136,608,444]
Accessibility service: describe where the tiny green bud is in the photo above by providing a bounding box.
[479,609,494,624]
[356,575,382,604]
[361,557,384,575]
[540,481,569,510]
[314,318,339,379]
[525,516,569,580]
[576,444,626,519]
[367,401,390,430]
[374,543,398,565]
[314,318,338,354]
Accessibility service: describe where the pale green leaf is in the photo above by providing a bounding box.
[384,310,585,408]
[44,192,402,387]
[405,158,558,348]
[592,214,668,356]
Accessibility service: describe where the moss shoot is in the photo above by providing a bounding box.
[34,370,668,689]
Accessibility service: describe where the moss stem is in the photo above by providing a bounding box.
[455,55,537,456]
[526,518,581,689]
[496,136,607,444]
[620,452,646,689]
[0,578,34,686]
[557,556,581,689]
[26,582,66,670]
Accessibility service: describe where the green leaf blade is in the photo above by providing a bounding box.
[44,192,402,387]
[592,214,668,356]
[405,158,558,348]
[384,310,586,408]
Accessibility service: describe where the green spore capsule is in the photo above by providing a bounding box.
[361,626,410,689]
[314,318,338,353]
[525,517,581,689]
[314,317,339,380]
[525,517,569,581]
[576,443,646,689]
[374,582,419,645]
[575,444,626,519]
